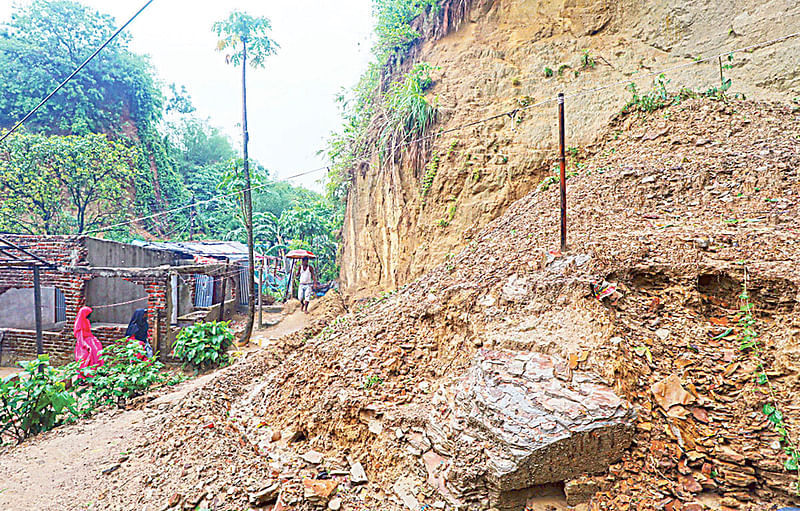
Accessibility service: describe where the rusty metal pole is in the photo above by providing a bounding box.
[558,92,567,253]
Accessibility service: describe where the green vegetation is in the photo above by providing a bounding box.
[378,63,439,164]
[421,152,440,202]
[78,339,184,409]
[736,270,800,489]
[0,132,136,234]
[0,355,76,444]
[363,375,384,390]
[580,50,596,69]
[0,0,161,135]
[373,0,439,66]
[544,66,554,78]
[0,0,191,235]
[623,73,735,114]
[1,346,182,445]
[327,0,442,204]
[173,321,235,371]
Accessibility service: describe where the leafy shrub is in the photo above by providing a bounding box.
[0,355,77,444]
[363,375,384,389]
[624,73,735,114]
[378,62,439,164]
[581,50,596,69]
[420,152,439,202]
[624,74,672,113]
[76,339,184,410]
[173,321,234,370]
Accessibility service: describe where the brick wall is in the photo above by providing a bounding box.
[0,329,72,365]
[0,235,175,365]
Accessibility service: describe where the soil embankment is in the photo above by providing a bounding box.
[339,0,800,298]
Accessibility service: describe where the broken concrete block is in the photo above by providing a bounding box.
[428,349,635,506]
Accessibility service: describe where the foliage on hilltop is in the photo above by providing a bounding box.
[326,0,444,202]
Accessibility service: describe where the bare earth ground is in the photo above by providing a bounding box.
[0,373,217,511]
[0,367,20,380]
[0,303,310,511]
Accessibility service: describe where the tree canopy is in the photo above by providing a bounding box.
[0,0,162,135]
[0,131,136,234]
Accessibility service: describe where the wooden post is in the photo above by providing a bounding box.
[32,265,43,356]
[258,257,264,328]
[284,259,295,302]
[154,310,161,362]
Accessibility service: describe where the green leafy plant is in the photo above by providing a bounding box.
[624,74,672,113]
[377,62,439,166]
[421,152,439,202]
[173,321,235,370]
[363,375,384,390]
[0,355,77,444]
[544,66,554,78]
[445,139,458,159]
[557,64,570,76]
[77,339,184,410]
[737,268,800,491]
[580,50,596,69]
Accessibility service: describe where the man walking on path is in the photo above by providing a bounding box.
[295,256,317,313]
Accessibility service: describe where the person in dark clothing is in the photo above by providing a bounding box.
[125,308,154,359]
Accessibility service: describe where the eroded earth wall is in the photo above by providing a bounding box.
[340,0,800,297]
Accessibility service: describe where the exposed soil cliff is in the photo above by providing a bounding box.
[340,0,800,298]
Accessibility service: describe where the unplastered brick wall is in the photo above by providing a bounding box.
[0,235,173,365]
[0,329,71,365]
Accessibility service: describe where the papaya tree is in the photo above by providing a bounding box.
[213,11,278,344]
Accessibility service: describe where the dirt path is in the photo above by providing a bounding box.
[0,373,216,511]
[249,308,309,348]
[0,366,20,380]
[0,308,313,510]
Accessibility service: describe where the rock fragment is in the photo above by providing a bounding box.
[349,461,368,485]
[301,450,325,465]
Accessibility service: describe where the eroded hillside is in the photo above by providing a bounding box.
[340,0,800,298]
[14,98,798,510]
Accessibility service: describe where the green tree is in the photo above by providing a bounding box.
[213,11,278,343]
[0,0,162,135]
[0,131,136,234]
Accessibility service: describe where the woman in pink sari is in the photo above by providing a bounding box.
[74,306,103,377]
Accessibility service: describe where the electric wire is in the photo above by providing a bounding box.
[0,0,156,143]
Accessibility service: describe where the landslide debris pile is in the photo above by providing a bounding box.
[100,98,798,511]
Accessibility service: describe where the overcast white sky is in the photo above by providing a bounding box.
[0,0,375,192]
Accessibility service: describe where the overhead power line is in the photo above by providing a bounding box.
[0,0,156,143]
[85,166,330,235]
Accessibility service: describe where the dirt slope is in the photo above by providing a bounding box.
[340,0,800,298]
[2,98,798,510]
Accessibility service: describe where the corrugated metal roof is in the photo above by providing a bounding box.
[131,240,250,261]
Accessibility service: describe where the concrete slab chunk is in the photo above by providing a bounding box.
[426,349,635,506]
